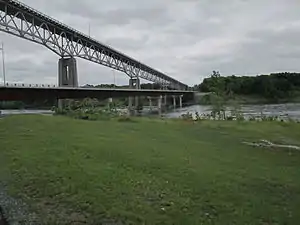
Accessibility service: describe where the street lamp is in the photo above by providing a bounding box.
[0,42,6,86]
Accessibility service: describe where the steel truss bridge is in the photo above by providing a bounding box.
[0,0,188,90]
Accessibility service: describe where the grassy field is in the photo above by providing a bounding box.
[0,115,300,224]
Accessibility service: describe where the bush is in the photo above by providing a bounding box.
[249,116,256,121]
[181,112,194,121]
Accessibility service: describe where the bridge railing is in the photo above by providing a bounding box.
[0,83,57,88]
[0,83,194,93]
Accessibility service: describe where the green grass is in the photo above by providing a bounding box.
[1,115,300,224]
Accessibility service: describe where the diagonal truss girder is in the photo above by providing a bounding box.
[0,0,188,90]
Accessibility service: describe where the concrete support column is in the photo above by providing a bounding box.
[58,57,78,109]
[128,78,140,115]
[134,78,140,111]
[179,95,183,109]
[162,85,167,112]
[107,97,113,110]
[158,95,162,116]
[163,95,167,109]
[128,79,134,115]
[148,96,153,111]
[58,57,78,87]
[172,95,176,110]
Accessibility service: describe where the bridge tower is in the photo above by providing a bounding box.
[58,57,78,109]
[58,57,78,87]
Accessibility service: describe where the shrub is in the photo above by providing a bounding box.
[181,112,194,121]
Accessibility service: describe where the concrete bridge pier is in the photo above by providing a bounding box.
[157,95,162,116]
[162,85,167,112]
[172,95,183,110]
[172,95,176,110]
[179,95,183,109]
[147,96,153,112]
[58,57,78,109]
[58,57,78,87]
[163,95,167,111]
[128,78,140,115]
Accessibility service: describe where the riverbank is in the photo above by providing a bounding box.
[1,115,300,224]
[2,102,300,122]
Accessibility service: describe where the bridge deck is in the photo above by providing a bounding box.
[0,86,195,101]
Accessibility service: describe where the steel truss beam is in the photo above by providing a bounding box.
[0,0,188,90]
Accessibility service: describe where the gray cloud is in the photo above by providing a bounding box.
[0,0,299,86]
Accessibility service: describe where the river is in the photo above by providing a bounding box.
[165,103,300,120]
[0,109,52,116]
[1,103,300,120]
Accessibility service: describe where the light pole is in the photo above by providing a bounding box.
[0,42,6,86]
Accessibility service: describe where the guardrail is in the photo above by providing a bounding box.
[0,83,196,93]
[0,83,57,88]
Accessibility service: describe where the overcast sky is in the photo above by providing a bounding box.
[0,0,299,86]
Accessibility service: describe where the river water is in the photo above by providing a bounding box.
[0,109,52,116]
[165,103,300,120]
[1,103,300,120]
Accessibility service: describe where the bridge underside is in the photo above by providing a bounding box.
[0,86,195,102]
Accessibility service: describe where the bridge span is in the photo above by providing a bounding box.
[0,0,188,90]
[0,84,197,114]
[0,85,194,102]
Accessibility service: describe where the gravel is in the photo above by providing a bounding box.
[0,182,38,225]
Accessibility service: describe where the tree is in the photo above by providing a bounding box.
[197,72,300,102]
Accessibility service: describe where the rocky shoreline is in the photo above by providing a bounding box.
[0,183,38,225]
[0,206,9,225]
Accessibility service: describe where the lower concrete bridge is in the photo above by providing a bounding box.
[0,85,198,115]
[0,86,194,101]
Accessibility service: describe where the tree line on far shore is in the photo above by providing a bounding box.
[194,71,300,101]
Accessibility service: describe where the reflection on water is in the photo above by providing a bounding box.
[165,103,300,120]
